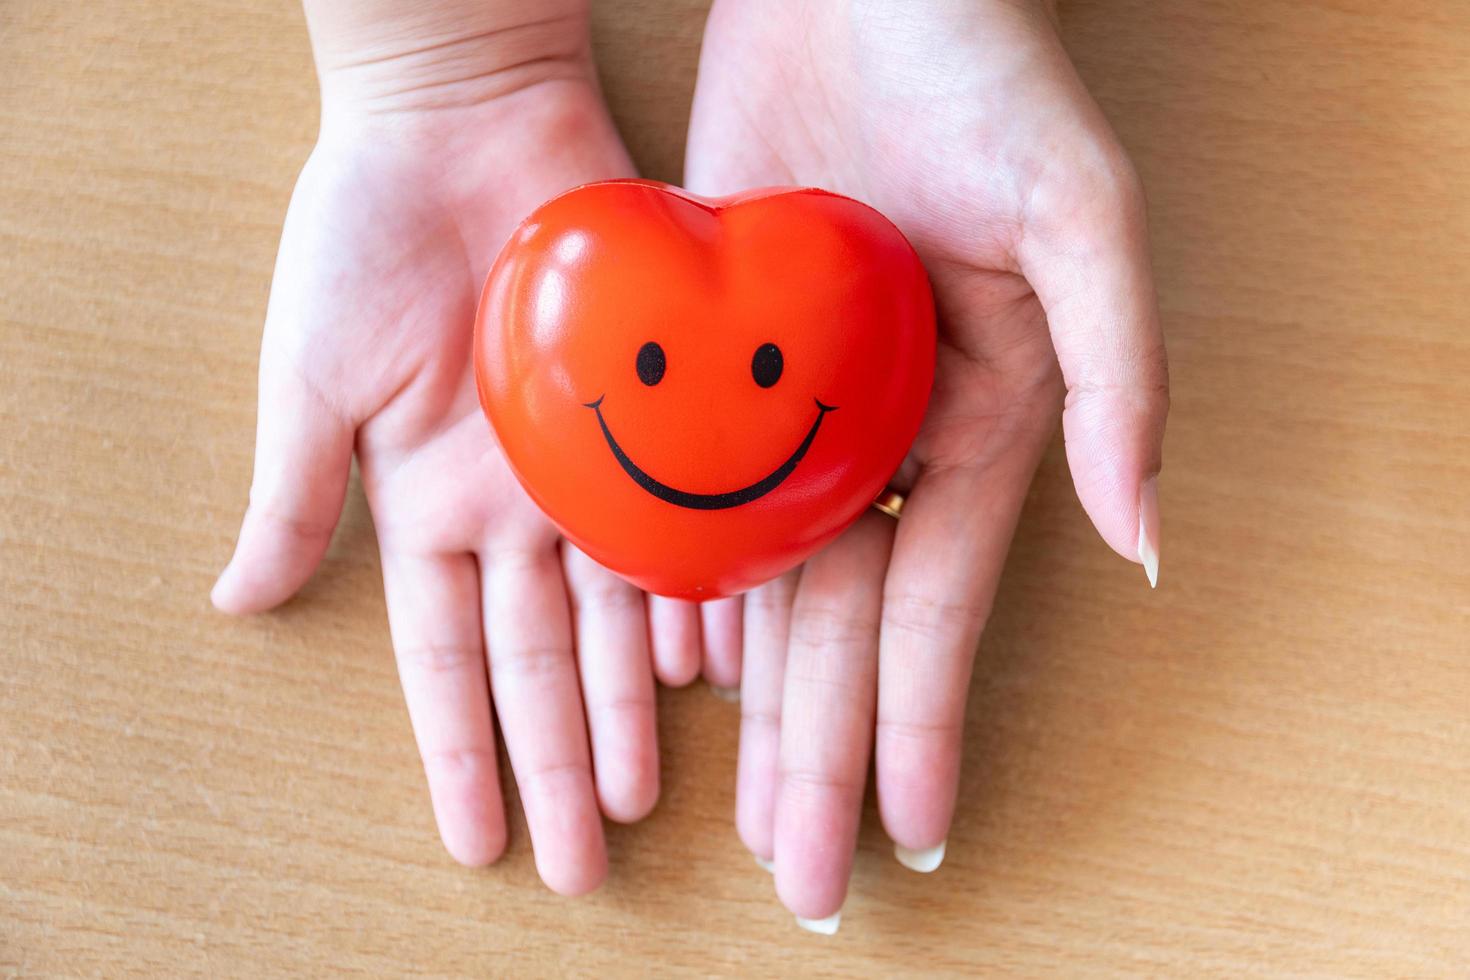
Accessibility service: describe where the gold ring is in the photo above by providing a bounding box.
[871,488,906,519]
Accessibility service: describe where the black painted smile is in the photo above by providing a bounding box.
[583,396,837,510]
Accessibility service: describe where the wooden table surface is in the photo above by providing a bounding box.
[4,0,1469,975]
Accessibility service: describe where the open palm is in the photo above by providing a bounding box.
[686,0,1170,925]
[212,82,688,895]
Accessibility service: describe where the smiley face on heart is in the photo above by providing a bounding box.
[475,180,935,599]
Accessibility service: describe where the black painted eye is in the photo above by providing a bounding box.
[751,343,783,388]
[636,341,666,386]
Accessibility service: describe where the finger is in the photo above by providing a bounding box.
[875,451,1041,867]
[647,595,701,688]
[482,546,606,896]
[380,550,505,867]
[775,514,894,923]
[562,544,659,824]
[1020,151,1169,585]
[735,569,799,862]
[700,596,744,693]
[212,355,354,613]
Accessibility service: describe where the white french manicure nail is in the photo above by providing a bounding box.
[795,911,841,935]
[894,839,946,873]
[1137,475,1161,589]
[754,854,774,873]
[710,685,740,703]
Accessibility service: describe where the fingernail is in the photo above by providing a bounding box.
[795,911,841,935]
[710,685,740,703]
[1137,476,1160,589]
[209,564,235,610]
[754,854,774,873]
[894,839,946,873]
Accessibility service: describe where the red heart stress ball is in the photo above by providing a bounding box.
[475,181,935,599]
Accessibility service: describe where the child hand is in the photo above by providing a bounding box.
[213,4,674,895]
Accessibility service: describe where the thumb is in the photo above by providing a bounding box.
[1021,156,1169,586]
[213,349,354,614]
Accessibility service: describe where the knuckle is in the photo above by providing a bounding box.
[745,588,794,617]
[588,693,655,722]
[1025,140,1148,245]
[488,546,548,576]
[490,644,573,680]
[1063,345,1170,414]
[248,500,337,541]
[397,643,482,675]
[781,766,865,800]
[524,759,588,790]
[572,581,643,616]
[1083,143,1146,218]
[876,714,963,745]
[1107,158,1146,213]
[789,604,878,649]
[292,364,355,429]
[746,574,800,614]
[881,590,988,643]
[1049,144,1148,242]
[740,706,781,731]
[422,746,497,779]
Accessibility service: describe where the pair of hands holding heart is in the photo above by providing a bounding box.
[212,0,1168,928]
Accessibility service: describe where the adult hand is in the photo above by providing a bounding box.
[685,0,1169,927]
[213,0,700,894]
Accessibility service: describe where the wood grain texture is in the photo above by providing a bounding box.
[3,0,1469,975]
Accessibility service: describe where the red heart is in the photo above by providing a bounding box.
[476,180,935,599]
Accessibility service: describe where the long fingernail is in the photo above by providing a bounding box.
[754,854,774,873]
[710,685,740,703]
[795,911,841,935]
[209,563,236,610]
[894,839,946,873]
[1137,476,1161,589]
